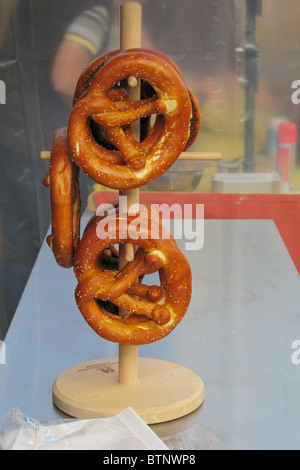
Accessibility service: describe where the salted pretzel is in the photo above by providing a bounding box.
[72,49,199,155]
[73,49,200,150]
[72,49,166,165]
[73,49,150,151]
[68,49,195,190]
[73,202,192,345]
[43,127,81,268]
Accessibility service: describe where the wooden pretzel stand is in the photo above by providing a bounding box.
[52,2,207,425]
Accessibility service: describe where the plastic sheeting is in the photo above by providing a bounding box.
[0,0,120,336]
[1,0,300,336]
[0,407,168,450]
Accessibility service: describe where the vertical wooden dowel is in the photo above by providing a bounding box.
[118,2,142,386]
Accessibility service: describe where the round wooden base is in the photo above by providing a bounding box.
[53,357,204,424]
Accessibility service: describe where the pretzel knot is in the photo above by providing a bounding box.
[73,202,192,345]
[68,49,196,190]
[42,127,81,268]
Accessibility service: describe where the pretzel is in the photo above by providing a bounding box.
[73,202,192,345]
[73,49,200,148]
[72,48,165,164]
[72,49,199,165]
[68,49,195,190]
[43,127,81,268]
[73,49,153,151]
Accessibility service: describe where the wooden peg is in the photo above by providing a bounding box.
[118,1,142,387]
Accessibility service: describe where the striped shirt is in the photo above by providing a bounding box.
[64,5,111,56]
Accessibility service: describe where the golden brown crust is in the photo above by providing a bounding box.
[185,88,201,150]
[71,48,200,173]
[68,49,193,190]
[73,202,192,345]
[44,127,81,268]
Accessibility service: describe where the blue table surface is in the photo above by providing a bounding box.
[1,215,300,450]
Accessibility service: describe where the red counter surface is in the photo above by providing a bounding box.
[91,191,300,275]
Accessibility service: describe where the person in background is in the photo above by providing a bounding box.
[51,3,116,107]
